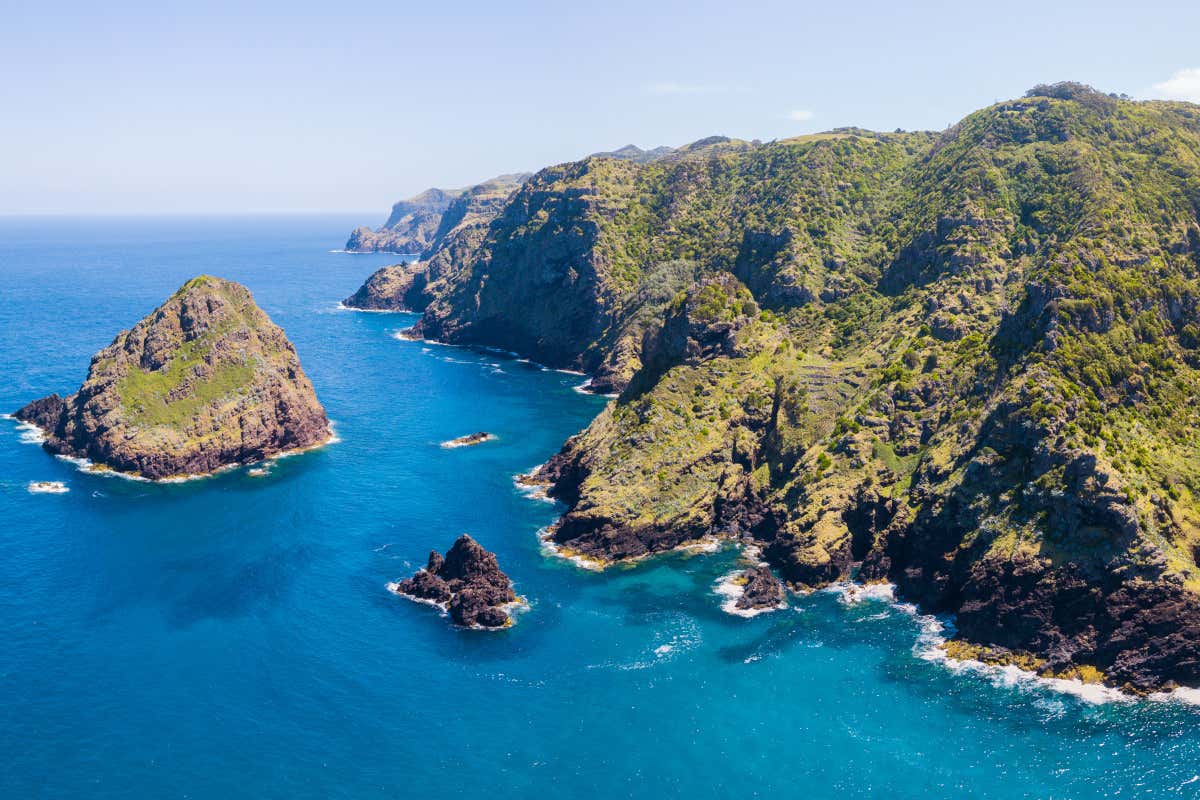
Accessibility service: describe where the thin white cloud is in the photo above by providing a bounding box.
[785,109,815,122]
[644,82,748,95]
[1151,68,1200,103]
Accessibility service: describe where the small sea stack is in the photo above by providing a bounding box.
[389,534,518,628]
[14,276,330,480]
[717,564,786,617]
[441,432,495,448]
[735,565,785,612]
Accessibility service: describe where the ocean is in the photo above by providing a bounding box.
[1,216,1198,799]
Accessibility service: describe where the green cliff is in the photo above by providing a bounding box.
[348,83,1200,691]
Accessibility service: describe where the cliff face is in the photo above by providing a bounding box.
[349,85,1200,690]
[343,174,528,255]
[16,276,330,480]
[345,187,460,254]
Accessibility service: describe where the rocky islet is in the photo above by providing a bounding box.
[389,535,519,629]
[15,276,331,480]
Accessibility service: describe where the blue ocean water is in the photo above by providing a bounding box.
[1,216,1199,799]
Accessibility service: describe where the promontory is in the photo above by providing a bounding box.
[15,275,331,480]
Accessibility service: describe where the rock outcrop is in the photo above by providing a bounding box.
[391,535,518,628]
[441,432,494,448]
[734,565,786,612]
[342,262,427,311]
[15,276,330,480]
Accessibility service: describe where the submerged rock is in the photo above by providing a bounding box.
[14,276,330,480]
[441,432,495,448]
[392,535,518,628]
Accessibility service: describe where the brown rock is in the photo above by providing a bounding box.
[14,276,330,480]
[392,535,518,629]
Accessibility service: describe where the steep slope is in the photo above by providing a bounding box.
[345,187,460,254]
[349,85,1200,690]
[15,276,331,479]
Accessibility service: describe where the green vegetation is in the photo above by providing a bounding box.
[407,85,1200,626]
[117,343,255,427]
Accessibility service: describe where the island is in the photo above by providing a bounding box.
[346,83,1200,692]
[14,275,331,481]
[388,534,519,628]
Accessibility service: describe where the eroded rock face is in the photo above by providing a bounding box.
[393,535,517,628]
[14,276,330,480]
[343,187,462,255]
[342,262,427,311]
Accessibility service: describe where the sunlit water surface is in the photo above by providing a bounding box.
[1,217,1198,799]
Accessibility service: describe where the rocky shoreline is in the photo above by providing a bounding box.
[342,86,1200,692]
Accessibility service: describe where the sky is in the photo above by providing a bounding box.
[3,0,1200,217]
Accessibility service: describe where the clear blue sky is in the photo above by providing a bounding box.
[4,0,1199,216]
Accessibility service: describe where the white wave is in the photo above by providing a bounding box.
[824,581,898,606]
[334,301,412,314]
[907,610,1130,705]
[27,480,68,494]
[537,526,606,571]
[3,415,49,445]
[18,422,47,444]
[386,582,449,614]
[572,378,618,398]
[246,467,270,478]
[513,469,555,504]
[49,427,339,484]
[1149,686,1200,706]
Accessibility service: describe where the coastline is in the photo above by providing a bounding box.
[378,320,615,393]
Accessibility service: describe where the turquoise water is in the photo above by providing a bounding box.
[2,216,1199,799]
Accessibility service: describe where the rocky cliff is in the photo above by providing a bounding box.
[15,276,330,480]
[343,174,529,255]
[345,187,459,254]
[348,84,1200,691]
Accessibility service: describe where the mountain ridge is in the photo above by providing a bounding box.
[346,83,1200,691]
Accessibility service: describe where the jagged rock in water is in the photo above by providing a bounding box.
[441,432,495,448]
[14,276,330,480]
[735,565,786,612]
[392,535,517,628]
